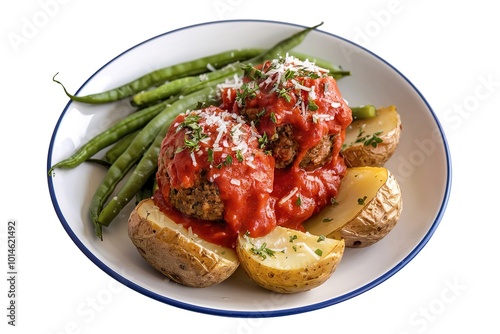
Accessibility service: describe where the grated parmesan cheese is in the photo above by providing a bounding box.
[296,242,321,260]
[206,63,216,72]
[279,187,299,205]
[230,179,241,186]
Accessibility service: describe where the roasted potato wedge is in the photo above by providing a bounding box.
[236,226,345,293]
[128,198,239,288]
[303,167,402,248]
[342,105,402,167]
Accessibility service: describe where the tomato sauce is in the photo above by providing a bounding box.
[154,56,352,248]
[155,106,276,248]
[152,191,237,248]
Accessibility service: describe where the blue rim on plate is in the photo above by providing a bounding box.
[47,19,452,318]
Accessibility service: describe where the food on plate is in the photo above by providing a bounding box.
[341,105,402,167]
[49,24,405,292]
[302,166,403,247]
[236,226,345,293]
[220,55,352,230]
[155,105,276,240]
[221,56,352,171]
[128,198,239,287]
[127,54,354,290]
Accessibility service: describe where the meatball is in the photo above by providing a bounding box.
[220,54,352,171]
[270,124,298,169]
[156,105,276,235]
[169,176,224,221]
[299,134,335,170]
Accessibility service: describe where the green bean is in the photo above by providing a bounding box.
[180,64,241,96]
[288,51,351,80]
[91,86,218,239]
[135,174,156,205]
[54,48,263,104]
[126,24,325,107]
[183,47,351,81]
[248,22,324,64]
[132,63,240,107]
[351,104,377,119]
[85,158,112,168]
[173,24,328,100]
[48,100,169,175]
[104,129,140,164]
[95,125,164,228]
[131,76,199,107]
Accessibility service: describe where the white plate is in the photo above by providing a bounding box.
[47,20,451,317]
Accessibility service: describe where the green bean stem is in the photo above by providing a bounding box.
[91,86,218,239]
[54,48,263,104]
[48,100,169,175]
[351,104,377,119]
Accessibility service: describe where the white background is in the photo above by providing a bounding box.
[1,0,498,333]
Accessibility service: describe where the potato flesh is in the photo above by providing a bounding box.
[236,226,345,293]
[240,227,340,269]
[303,167,389,237]
[342,105,401,167]
[339,169,402,247]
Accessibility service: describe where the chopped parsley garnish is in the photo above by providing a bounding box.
[207,148,214,163]
[284,68,297,80]
[270,112,277,123]
[358,196,368,205]
[317,235,326,242]
[276,87,292,102]
[236,150,244,163]
[184,137,202,151]
[315,249,323,257]
[175,114,207,152]
[257,108,266,118]
[258,132,268,149]
[224,155,233,166]
[289,235,298,243]
[322,217,333,223]
[364,131,383,147]
[177,114,202,131]
[354,128,384,148]
[250,243,275,260]
[241,64,267,80]
[308,99,319,111]
[295,194,302,206]
[236,82,258,106]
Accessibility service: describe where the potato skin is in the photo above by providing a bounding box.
[236,227,345,293]
[342,105,402,167]
[128,199,239,288]
[339,169,403,247]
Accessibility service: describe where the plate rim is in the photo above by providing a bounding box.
[46,18,452,318]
